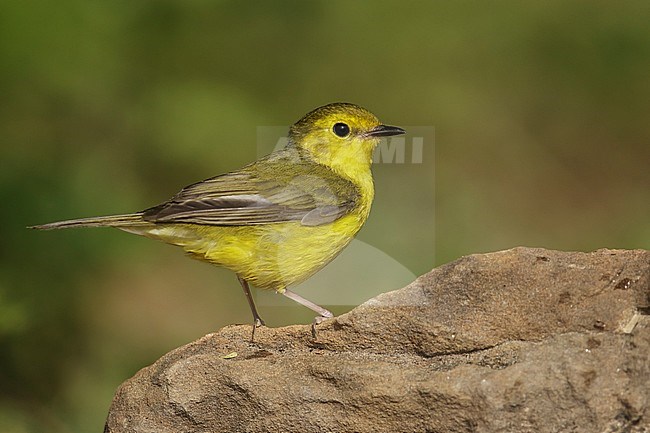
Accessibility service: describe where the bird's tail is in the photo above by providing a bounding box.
[29,213,147,230]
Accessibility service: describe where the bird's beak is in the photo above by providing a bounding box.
[365,124,406,137]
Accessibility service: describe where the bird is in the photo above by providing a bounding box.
[31,102,405,340]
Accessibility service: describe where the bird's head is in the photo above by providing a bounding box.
[289,102,405,179]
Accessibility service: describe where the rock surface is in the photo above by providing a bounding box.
[104,247,650,433]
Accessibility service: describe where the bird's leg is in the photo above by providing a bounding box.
[237,276,265,342]
[282,289,333,338]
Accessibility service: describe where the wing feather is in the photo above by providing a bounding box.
[142,149,359,227]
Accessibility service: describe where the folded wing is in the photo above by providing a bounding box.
[142,152,359,227]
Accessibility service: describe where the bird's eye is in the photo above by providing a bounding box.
[332,122,350,138]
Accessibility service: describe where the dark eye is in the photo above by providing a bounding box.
[333,122,350,138]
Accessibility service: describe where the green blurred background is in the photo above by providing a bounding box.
[1,1,649,431]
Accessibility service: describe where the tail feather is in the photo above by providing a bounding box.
[29,213,147,230]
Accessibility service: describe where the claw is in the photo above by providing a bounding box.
[310,313,332,339]
[282,288,333,338]
[250,317,265,342]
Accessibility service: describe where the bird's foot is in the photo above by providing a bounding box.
[250,316,266,343]
[310,311,333,339]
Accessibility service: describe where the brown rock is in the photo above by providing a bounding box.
[104,247,650,433]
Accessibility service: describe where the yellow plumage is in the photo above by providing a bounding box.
[147,212,366,290]
[32,102,404,338]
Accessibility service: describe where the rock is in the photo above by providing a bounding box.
[104,247,650,433]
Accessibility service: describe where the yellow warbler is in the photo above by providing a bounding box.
[31,102,405,339]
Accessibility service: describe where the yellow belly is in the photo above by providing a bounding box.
[138,213,364,291]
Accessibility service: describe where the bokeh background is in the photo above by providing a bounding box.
[1,1,649,431]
